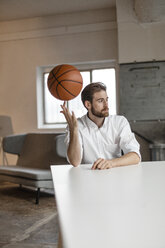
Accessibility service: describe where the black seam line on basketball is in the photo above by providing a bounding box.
[56,69,78,80]
[56,80,63,99]
[55,78,61,99]
[58,79,82,85]
[48,75,54,80]
[58,83,76,97]
[49,78,57,90]
[49,66,63,90]
[53,65,63,78]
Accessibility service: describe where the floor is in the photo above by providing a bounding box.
[0,182,59,248]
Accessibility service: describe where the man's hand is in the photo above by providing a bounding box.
[60,101,78,132]
[91,152,140,170]
[91,158,113,170]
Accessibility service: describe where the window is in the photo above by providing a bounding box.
[37,62,117,129]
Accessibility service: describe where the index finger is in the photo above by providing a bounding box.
[60,101,67,111]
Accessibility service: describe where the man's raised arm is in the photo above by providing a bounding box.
[60,102,81,166]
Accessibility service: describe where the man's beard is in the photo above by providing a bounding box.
[91,106,109,118]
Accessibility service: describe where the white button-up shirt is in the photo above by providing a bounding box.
[65,114,141,164]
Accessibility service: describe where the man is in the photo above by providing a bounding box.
[61,82,141,170]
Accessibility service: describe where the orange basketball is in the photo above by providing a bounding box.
[47,64,83,101]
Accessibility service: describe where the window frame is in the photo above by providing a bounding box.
[36,60,118,130]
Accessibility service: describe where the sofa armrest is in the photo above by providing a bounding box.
[2,134,26,155]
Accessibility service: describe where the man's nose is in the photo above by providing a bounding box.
[104,100,108,107]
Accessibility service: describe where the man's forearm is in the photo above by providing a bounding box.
[92,152,140,170]
[67,130,81,167]
[110,152,140,168]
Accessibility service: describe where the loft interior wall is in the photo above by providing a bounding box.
[0,8,117,135]
[116,0,165,63]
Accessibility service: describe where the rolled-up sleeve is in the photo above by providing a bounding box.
[118,117,141,161]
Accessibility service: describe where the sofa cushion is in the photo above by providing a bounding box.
[0,166,52,180]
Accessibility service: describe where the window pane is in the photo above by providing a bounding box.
[44,73,66,123]
[92,68,116,115]
[68,71,90,117]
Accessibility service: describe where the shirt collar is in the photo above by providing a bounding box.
[85,114,108,130]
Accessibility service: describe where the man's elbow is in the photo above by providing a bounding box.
[71,162,79,167]
[133,152,141,164]
[67,154,81,167]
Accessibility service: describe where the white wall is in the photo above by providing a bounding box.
[0,8,117,135]
[116,0,165,63]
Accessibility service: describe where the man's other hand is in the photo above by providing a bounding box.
[91,158,113,170]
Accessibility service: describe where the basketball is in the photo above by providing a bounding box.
[47,64,83,101]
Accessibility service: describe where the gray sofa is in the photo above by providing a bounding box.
[0,133,68,204]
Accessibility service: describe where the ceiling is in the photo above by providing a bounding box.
[0,0,116,22]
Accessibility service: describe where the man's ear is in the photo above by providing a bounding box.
[84,100,91,110]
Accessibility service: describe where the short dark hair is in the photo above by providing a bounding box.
[81,82,106,107]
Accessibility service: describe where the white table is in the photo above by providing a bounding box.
[51,161,165,248]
